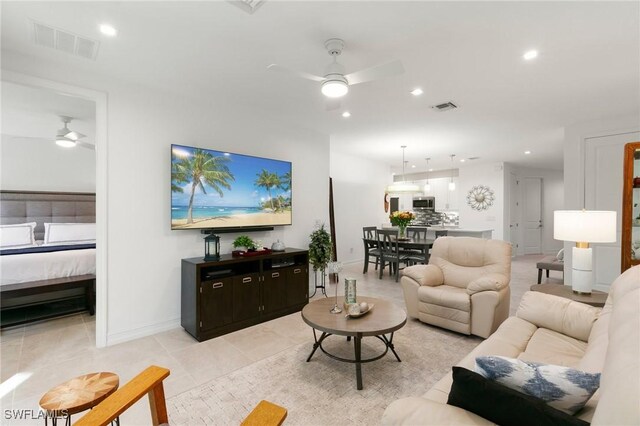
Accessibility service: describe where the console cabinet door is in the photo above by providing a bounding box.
[200,278,233,331]
[232,273,261,322]
[286,266,308,306]
[263,270,287,314]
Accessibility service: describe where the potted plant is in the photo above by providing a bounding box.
[309,224,333,271]
[233,235,257,252]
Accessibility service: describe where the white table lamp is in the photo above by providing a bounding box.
[554,210,616,294]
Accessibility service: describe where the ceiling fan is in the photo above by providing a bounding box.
[268,38,404,109]
[2,116,95,151]
[55,116,88,148]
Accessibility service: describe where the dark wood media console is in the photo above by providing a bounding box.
[181,248,309,341]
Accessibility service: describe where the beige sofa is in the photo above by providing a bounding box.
[383,265,640,425]
[401,237,511,338]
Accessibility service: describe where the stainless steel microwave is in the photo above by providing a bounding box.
[413,196,435,210]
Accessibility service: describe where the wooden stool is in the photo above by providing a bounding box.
[39,372,119,426]
[241,400,287,426]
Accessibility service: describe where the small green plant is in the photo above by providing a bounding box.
[308,224,333,271]
[233,235,256,250]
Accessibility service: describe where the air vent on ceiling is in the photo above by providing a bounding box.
[228,0,266,14]
[431,102,458,112]
[30,20,99,60]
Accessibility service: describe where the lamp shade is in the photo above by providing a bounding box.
[554,210,617,243]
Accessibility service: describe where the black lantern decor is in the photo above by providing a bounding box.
[204,233,220,261]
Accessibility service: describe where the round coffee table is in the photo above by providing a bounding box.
[39,372,119,426]
[301,296,406,390]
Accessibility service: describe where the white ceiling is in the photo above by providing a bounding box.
[2,1,639,172]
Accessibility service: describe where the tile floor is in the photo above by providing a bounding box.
[0,254,562,425]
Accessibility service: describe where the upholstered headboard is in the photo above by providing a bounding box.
[0,191,96,241]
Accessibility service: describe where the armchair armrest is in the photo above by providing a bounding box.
[402,264,444,287]
[516,291,600,342]
[467,273,509,295]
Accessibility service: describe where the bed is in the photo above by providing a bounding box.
[0,191,96,327]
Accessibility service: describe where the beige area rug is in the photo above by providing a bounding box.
[167,319,481,425]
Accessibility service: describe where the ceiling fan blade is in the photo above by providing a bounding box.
[76,140,96,151]
[325,98,341,111]
[267,64,326,82]
[64,130,86,141]
[2,134,47,142]
[345,60,404,85]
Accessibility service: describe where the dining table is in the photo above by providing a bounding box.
[363,236,435,278]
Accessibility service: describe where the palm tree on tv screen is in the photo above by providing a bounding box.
[279,171,291,192]
[173,149,235,224]
[255,170,280,211]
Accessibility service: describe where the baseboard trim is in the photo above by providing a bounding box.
[106,317,181,346]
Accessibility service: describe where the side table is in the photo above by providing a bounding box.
[529,284,607,307]
[39,372,119,426]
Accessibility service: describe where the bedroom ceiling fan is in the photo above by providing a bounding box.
[2,115,95,151]
[267,38,405,109]
[55,116,86,148]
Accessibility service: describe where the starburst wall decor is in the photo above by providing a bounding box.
[466,185,495,211]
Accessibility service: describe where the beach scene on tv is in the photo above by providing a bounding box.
[171,145,292,229]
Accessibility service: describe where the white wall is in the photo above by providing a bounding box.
[1,135,96,192]
[457,162,506,240]
[329,149,389,264]
[564,114,640,290]
[2,51,330,344]
[510,166,564,255]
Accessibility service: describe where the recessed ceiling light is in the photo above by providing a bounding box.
[342,111,351,118]
[429,168,433,172]
[523,50,538,60]
[411,164,416,168]
[99,24,118,37]
[410,88,423,96]
[524,150,531,154]
[460,159,466,163]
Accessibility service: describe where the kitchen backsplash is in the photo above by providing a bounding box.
[412,210,459,226]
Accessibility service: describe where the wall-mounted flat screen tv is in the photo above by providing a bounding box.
[171,144,292,230]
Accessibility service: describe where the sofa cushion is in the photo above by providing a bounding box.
[516,291,600,342]
[518,328,587,367]
[475,356,600,414]
[423,316,538,403]
[419,285,470,311]
[447,367,589,426]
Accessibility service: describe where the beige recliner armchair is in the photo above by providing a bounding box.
[401,237,512,338]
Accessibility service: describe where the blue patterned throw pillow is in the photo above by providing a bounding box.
[475,356,600,415]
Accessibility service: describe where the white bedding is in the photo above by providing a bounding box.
[0,248,96,286]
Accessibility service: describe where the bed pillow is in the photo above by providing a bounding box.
[475,356,600,414]
[0,222,37,249]
[447,367,589,426]
[43,223,96,246]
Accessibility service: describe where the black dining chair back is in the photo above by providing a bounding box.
[376,229,406,282]
[407,226,428,240]
[362,226,377,239]
[435,230,449,239]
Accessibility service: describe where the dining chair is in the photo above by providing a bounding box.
[376,229,407,282]
[435,230,449,238]
[362,227,381,273]
[407,227,428,240]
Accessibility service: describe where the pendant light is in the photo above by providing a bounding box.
[448,154,456,191]
[387,146,420,193]
[423,158,431,192]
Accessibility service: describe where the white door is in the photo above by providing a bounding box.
[509,173,521,255]
[584,132,639,290]
[523,177,542,254]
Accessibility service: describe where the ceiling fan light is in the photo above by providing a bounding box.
[56,136,76,148]
[321,79,348,98]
